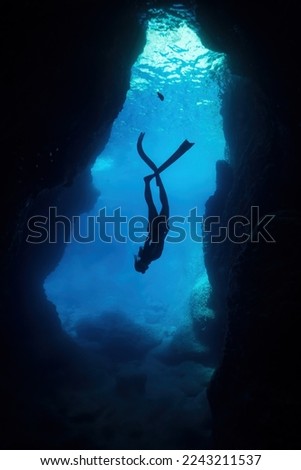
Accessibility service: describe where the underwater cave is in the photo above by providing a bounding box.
[43,9,226,449]
[1,0,301,452]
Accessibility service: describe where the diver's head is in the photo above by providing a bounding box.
[134,250,149,274]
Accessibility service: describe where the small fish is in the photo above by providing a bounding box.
[157,91,164,101]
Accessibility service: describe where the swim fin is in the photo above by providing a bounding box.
[137,132,158,173]
[137,132,194,175]
[156,139,194,174]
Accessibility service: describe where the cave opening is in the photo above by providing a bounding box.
[43,7,227,447]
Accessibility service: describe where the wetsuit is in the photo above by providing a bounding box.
[134,132,194,273]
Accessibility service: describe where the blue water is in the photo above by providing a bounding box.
[44,11,226,447]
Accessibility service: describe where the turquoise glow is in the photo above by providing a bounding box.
[45,12,226,336]
[132,18,223,88]
[43,13,226,446]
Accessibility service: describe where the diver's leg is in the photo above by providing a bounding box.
[144,175,158,222]
[156,174,170,219]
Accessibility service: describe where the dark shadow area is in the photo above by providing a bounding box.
[1,0,301,450]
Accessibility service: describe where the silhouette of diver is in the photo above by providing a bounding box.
[134,132,194,274]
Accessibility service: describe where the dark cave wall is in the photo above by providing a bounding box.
[1,0,301,449]
[205,76,301,448]
[0,1,146,447]
[1,1,146,339]
[195,1,301,448]
[1,0,145,260]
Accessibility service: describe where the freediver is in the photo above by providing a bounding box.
[134,132,194,274]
